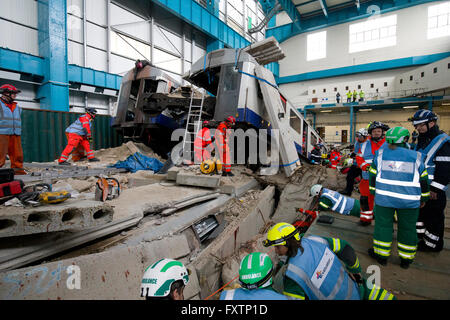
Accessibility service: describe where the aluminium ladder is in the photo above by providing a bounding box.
[182,90,205,163]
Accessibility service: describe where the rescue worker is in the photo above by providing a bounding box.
[356,121,389,226]
[263,222,396,300]
[341,129,367,195]
[409,110,450,252]
[336,92,341,104]
[329,145,341,169]
[58,108,100,165]
[215,116,235,176]
[310,184,360,218]
[359,89,365,102]
[220,252,290,300]
[140,258,190,300]
[352,89,358,102]
[368,127,430,269]
[309,144,322,164]
[193,120,213,163]
[0,84,26,175]
[409,131,418,150]
[346,90,352,103]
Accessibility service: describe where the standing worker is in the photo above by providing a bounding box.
[352,89,358,102]
[329,145,341,169]
[356,121,389,226]
[359,89,365,102]
[220,252,290,300]
[193,120,213,163]
[263,222,396,300]
[215,116,235,176]
[58,108,100,165]
[336,92,341,104]
[409,110,450,252]
[341,129,367,195]
[346,90,352,103]
[0,84,26,175]
[367,127,430,269]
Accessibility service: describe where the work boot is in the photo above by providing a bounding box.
[359,220,371,227]
[400,258,412,269]
[368,248,387,266]
[88,158,100,162]
[59,161,71,166]
[222,171,229,177]
[227,171,234,177]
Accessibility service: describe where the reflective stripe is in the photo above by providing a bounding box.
[369,285,380,300]
[350,258,360,270]
[332,238,341,252]
[369,168,377,174]
[416,222,424,226]
[373,239,392,247]
[416,229,425,234]
[376,176,420,187]
[375,189,421,201]
[379,290,388,300]
[421,192,430,197]
[425,230,439,241]
[319,202,329,208]
[430,181,446,191]
[424,135,448,168]
[286,264,326,300]
[224,289,235,300]
[374,248,390,256]
[307,236,329,245]
[420,170,428,177]
[327,266,345,300]
[398,251,415,260]
[397,243,417,251]
[423,239,436,248]
[435,156,450,162]
[369,186,376,190]
[282,291,305,300]
[360,214,372,219]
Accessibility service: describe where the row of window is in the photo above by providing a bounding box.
[307,2,450,61]
[312,83,388,94]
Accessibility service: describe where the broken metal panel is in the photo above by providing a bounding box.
[192,215,219,243]
[243,36,286,65]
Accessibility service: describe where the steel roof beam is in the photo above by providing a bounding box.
[318,0,328,17]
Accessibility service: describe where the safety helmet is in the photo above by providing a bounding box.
[0,84,21,94]
[226,116,236,125]
[408,110,438,126]
[238,252,274,290]
[263,222,300,247]
[368,121,389,134]
[86,108,97,117]
[356,128,368,137]
[385,126,410,144]
[310,184,323,197]
[141,258,190,298]
[202,120,209,126]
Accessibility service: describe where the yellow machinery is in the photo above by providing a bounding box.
[39,191,71,204]
[200,158,223,175]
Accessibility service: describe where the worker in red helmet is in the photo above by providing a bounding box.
[58,108,100,165]
[0,84,26,175]
[215,116,236,176]
[194,120,213,163]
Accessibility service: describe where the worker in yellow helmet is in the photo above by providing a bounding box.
[263,222,396,300]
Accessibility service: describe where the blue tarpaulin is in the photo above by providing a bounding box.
[110,152,164,173]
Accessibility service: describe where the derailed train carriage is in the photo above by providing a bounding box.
[113,45,325,163]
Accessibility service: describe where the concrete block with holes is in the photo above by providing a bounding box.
[0,199,113,238]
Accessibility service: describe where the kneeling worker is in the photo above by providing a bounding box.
[220,252,291,300]
[141,258,190,300]
[309,184,360,217]
[263,222,396,300]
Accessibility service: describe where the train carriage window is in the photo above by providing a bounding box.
[222,65,238,92]
[290,113,301,134]
[302,120,308,156]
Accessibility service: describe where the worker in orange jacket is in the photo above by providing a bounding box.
[215,116,235,176]
[329,146,342,169]
[194,120,213,163]
[58,108,100,165]
[355,121,389,226]
[0,84,26,175]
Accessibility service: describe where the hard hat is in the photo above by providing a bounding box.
[226,116,236,125]
[368,121,389,134]
[238,252,274,290]
[202,120,209,126]
[86,108,97,117]
[141,259,190,298]
[356,128,368,137]
[0,84,21,94]
[385,126,410,144]
[310,184,323,197]
[408,110,438,126]
[263,222,300,247]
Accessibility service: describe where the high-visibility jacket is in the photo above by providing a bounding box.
[352,91,358,98]
[356,137,385,179]
[346,92,352,98]
[329,151,341,168]
[194,127,212,162]
[0,100,22,135]
[215,121,231,171]
[320,188,356,215]
[359,91,365,98]
[220,288,290,300]
[285,236,361,300]
[370,147,427,209]
[415,133,450,191]
[66,114,93,137]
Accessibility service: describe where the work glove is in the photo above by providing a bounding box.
[298,208,319,220]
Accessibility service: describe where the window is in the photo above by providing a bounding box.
[334,87,337,92]
[313,89,316,94]
[434,67,438,73]
[323,89,326,93]
[410,75,413,81]
[384,82,388,87]
[307,31,327,61]
[358,85,361,89]
[349,15,397,53]
[400,79,403,84]
[421,72,425,77]
[427,2,450,39]
[370,84,374,88]
[448,63,450,69]
[345,86,349,90]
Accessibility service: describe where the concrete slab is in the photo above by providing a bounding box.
[176,172,221,188]
[167,167,181,181]
[0,234,201,300]
[219,178,259,196]
[0,200,114,238]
